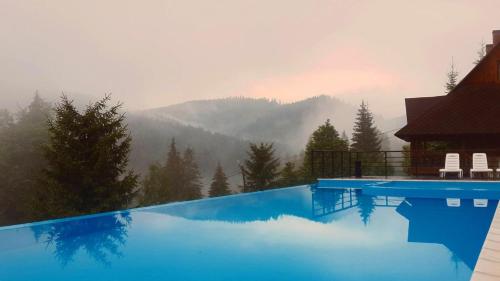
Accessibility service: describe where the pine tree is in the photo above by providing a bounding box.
[474,40,486,65]
[341,130,350,148]
[140,163,168,205]
[445,58,459,94]
[34,95,138,219]
[209,163,231,197]
[163,138,184,201]
[0,94,51,225]
[140,140,203,204]
[181,148,203,200]
[351,101,383,176]
[140,138,182,205]
[302,119,349,179]
[278,161,301,187]
[0,109,12,132]
[243,142,280,192]
[351,101,381,152]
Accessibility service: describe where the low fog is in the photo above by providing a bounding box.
[1,0,500,117]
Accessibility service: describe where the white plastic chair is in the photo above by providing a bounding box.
[470,153,493,178]
[439,153,463,179]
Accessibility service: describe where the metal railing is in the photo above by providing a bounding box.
[310,149,500,179]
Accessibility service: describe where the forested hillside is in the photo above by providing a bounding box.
[126,114,249,184]
[140,95,405,151]
[141,97,282,136]
[0,94,406,226]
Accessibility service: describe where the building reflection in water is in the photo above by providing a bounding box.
[396,198,497,269]
[31,212,131,267]
[311,187,497,270]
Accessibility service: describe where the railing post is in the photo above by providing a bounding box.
[340,152,344,178]
[321,151,326,178]
[330,151,334,178]
[415,150,419,178]
[348,152,352,178]
[384,151,388,179]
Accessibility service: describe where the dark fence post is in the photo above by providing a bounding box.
[330,151,334,178]
[321,151,325,178]
[415,150,419,178]
[384,151,388,179]
[348,152,352,177]
[340,152,344,178]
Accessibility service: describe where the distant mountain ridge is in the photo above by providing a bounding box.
[130,95,406,192]
[138,95,406,151]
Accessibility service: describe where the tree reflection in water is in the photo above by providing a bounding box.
[355,189,375,226]
[31,212,131,267]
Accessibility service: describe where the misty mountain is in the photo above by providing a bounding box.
[127,113,247,177]
[139,95,407,151]
[126,113,291,193]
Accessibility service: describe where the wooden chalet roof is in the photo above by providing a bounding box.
[404,96,444,123]
[395,84,500,141]
[395,34,500,141]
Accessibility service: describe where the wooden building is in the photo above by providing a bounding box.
[395,30,500,174]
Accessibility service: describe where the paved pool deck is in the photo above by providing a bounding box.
[472,203,500,281]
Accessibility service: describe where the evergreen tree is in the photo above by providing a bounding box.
[351,101,381,152]
[341,130,350,148]
[243,142,280,192]
[351,101,383,176]
[278,161,301,187]
[140,138,179,205]
[0,94,51,225]
[140,163,168,205]
[445,58,459,94]
[474,40,486,65]
[181,148,203,200]
[0,109,12,132]
[302,119,349,179]
[209,163,231,197]
[34,95,138,219]
[140,140,203,204]
[163,138,184,201]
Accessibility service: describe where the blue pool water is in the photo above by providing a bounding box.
[1,180,499,281]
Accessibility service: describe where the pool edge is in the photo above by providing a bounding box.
[471,203,500,281]
[0,184,311,231]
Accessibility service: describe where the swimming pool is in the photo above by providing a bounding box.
[1,180,499,281]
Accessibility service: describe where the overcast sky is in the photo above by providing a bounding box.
[0,0,499,117]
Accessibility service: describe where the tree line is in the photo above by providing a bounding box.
[0,93,383,226]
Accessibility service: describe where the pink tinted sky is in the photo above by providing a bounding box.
[0,0,499,117]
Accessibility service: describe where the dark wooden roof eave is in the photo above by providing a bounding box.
[395,131,500,142]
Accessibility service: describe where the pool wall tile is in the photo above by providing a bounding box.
[472,203,500,281]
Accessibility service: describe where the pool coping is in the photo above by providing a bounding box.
[317,178,500,183]
[0,184,310,231]
[471,203,500,281]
